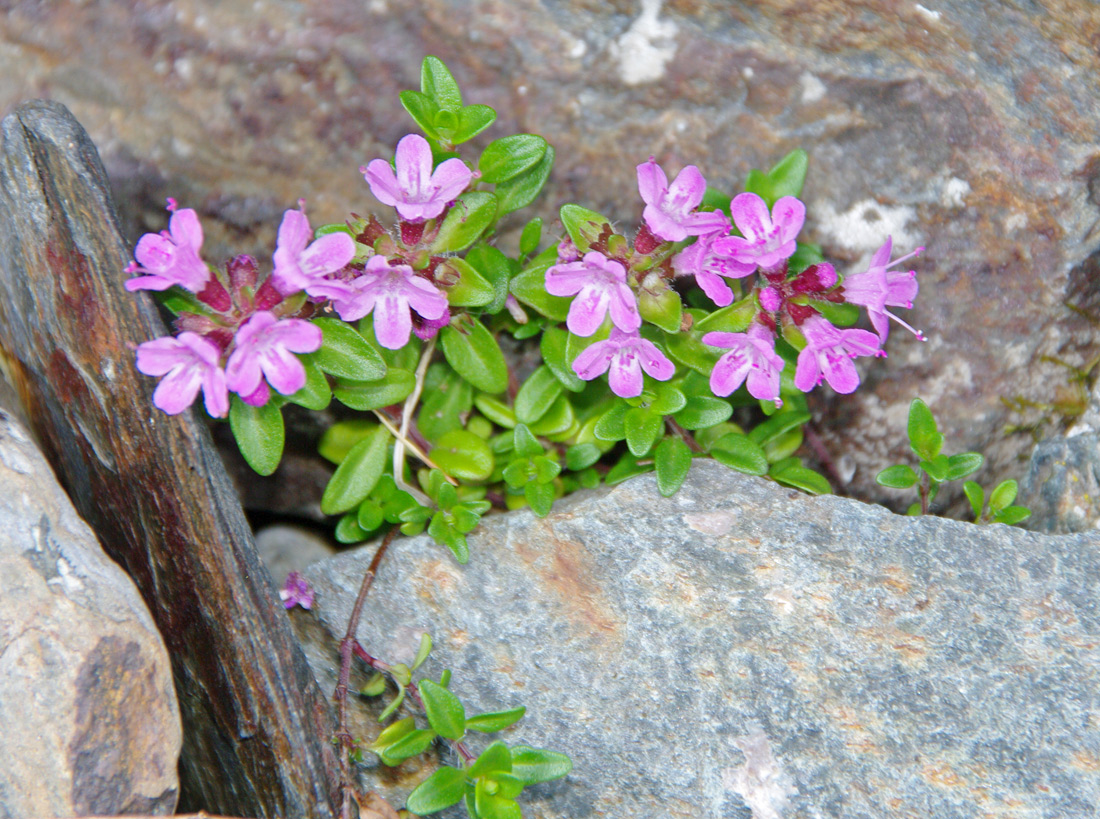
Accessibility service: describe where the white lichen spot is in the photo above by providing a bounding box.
[1004,212,1028,232]
[764,587,796,614]
[915,4,942,21]
[611,0,679,86]
[942,177,970,208]
[815,198,918,253]
[682,511,735,536]
[48,556,84,594]
[568,37,587,59]
[722,726,796,819]
[742,66,755,79]
[799,72,826,103]
[368,0,387,11]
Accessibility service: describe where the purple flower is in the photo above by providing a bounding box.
[716,193,805,270]
[545,251,640,336]
[571,327,676,398]
[636,158,730,242]
[793,315,881,395]
[280,571,315,610]
[271,207,357,295]
[136,332,229,418]
[361,134,472,222]
[225,311,323,398]
[125,207,210,293]
[842,237,925,342]
[673,231,755,307]
[331,256,449,349]
[704,324,785,406]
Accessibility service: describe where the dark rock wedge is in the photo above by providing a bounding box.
[299,460,1100,818]
[0,100,339,818]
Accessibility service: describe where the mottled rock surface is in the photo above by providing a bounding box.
[300,459,1100,818]
[0,395,181,817]
[2,1,1099,506]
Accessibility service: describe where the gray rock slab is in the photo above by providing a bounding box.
[0,403,181,817]
[299,459,1100,818]
[256,524,338,587]
[3,1,1100,506]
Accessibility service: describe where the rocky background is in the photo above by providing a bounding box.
[2,0,1098,515]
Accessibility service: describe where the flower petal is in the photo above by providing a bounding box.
[572,340,615,380]
[395,134,433,199]
[729,193,772,242]
[363,158,402,207]
[636,160,668,206]
[430,157,473,204]
[607,351,643,398]
[566,285,611,337]
[373,292,413,349]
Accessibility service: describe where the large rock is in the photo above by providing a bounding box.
[2,1,1099,507]
[0,394,181,817]
[298,459,1100,817]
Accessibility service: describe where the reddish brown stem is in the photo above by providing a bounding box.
[666,417,705,454]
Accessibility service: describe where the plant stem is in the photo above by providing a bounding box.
[335,527,397,819]
[666,417,704,453]
[919,471,931,515]
[392,337,456,504]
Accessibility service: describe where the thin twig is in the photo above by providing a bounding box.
[666,417,704,454]
[335,528,398,819]
[373,409,451,478]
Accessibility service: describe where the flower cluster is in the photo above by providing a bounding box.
[128,134,476,416]
[543,158,924,404]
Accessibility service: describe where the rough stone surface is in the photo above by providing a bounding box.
[0,100,340,817]
[0,395,181,817]
[2,1,1099,507]
[299,459,1100,818]
[257,524,338,586]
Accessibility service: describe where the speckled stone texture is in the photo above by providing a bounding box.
[299,459,1100,818]
[0,398,181,817]
[1,1,1097,509]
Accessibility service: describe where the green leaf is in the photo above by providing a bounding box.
[335,512,370,544]
[380,728,436,765]
[907,398,943,460]
[465,706,526,733]
[475,786,522,819]
[744,149,809,208]
[696,295,755,334]
[495,146,555,218]
[513,423,543,459]
[431,192,498,253]
[661,315,722,375]
[945,451,984,481]
[625,407,663,457]
[333,368,416,411]
[320,425,390,514]
[399,90,440,140]
[540,326,586,392]
[285,355,331,410]
[360,672,387,697]
[312,317,387,381]
[788,241,825,275]
[479,134,548,183]
[559,203,611,253]
[474,393,517,428]
[453,104,497,144]
[510,745,572,785]
[520,218,542,258]
[441,257,495,307]
[419,366,474,442]
[993,506,1031,526]
[529,392,575,438]
[770,462,832,495]
[638,285,683,333]
[421,55,463,110]
[524,479,556,517]
[989,479,1018,513]
[763,426,804,463]
[510,253,571,321]
[515,365,565,424]
[441,316,509,394]
[405,765,468,815]
[655,437,692,497]
[812,299,861,328]
[710,433,768,476]
[963,480,984,521]
[565,442,602,471]
[229,396,284,476]
[429,429,495,482]
[419,678,466,740]
[748,409,811,446]
[919,454,950,483]
[673,395,733,430]
[465,244,516,314]
[428,513,470,564]
[604,451,652,485]
[469,741,513,779]
[370,715,416,751]
[877,464,919,489]
[593,401,629,442]
[357,500,384,532]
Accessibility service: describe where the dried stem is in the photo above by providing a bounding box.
[391,337,457,504]
[666,417,704,454]
[335,528,397,819]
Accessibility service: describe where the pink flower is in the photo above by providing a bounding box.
[225,311,323,398]
[673,231,755,307]
[279,571,315,610]
[793,315,881,395]
[545,251,640,337]
[716,193,805,270]
[271,207,357,295]
[361,134,472,222]
[841,237,924,342]
[331,256,448,349]
[636,159,730,242]
[704,324,785,406]
[571,328,675,398]
[125,207,210,293]
[136,332,229,418]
